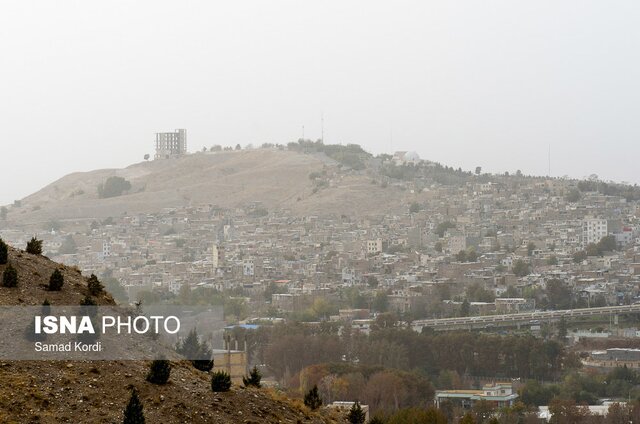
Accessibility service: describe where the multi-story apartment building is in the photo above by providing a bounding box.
[583,218,608,246]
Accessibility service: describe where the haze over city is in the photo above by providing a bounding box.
[1,0,639,205]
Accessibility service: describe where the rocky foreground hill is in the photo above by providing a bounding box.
[0,243,346,423]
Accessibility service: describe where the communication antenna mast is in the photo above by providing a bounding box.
[302,125,305,140]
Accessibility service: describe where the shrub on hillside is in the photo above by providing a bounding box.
[123,388,145,424]
[0,238,8,264]
[48,269,64,291]
[175,328,213,372]
[87,273,104,295]
[2,264,18,288]
[26,237,43,255]
[304,385,322,410]
[211,370,232,392]
[98,176,131,199]
[243,366,262,388]
[146,359,171,385]
[347,401,366,424]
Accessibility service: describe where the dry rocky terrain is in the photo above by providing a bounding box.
[0,244,346,423]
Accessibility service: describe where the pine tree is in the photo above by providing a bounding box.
[243,366,262,388]
[304,385,322,410]
[175,328,213,372]
[193,357,214,372]
[211,370,232,392]
[347,401,366,424]
[88,273,104,296]
[25,237,43,255]
[0,238,8,265]
[48,269,64,291]
[146,359,171,385]
[2,263,18,288]
[123,388,145,424]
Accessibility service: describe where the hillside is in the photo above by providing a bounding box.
[0,244,346,423]
[3,148,409,226]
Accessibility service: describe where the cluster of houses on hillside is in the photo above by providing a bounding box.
[2,174,640,332]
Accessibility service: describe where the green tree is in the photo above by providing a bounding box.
[88,274,104,296]
[466,248,478,262]
[455,250,467,262]
[347,401,366,424]
[48,269,64,291]
[459,299,470,317]
[243,365,262,388]
[304,384,323,410]
[98,176,131,199]
[146,359,171,385]
[565,188,581,203]
[2,263,18,288]
[547,255,558,266]
[585,243,600,257]
[557,317,568,340]
[596,235,617,254]
[435,222,456,238]
[546,279,572,310]
[512,259,530,277]
[211,370,232,392]
[527,242,536,256]
[0,238,8,264]
[175,328,213,372]
[409,202,421,213]
[372,292,389,313]
[26,237,43,255]
[573,250,587,263]
[467,282,495,302]
[123,388,145,424]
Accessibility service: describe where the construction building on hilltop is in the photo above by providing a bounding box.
[155,129,187,159]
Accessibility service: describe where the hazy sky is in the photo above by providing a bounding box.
[2,1,639,205]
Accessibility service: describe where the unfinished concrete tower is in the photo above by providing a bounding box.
[155,129,187,159]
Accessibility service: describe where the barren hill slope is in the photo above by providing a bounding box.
[6,149,409,225]
[0,244,346,423]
